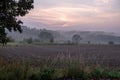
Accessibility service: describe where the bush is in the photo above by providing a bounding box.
[107,70,120,78]
[29,67,56,80]
[0,59,120,80]
[0,63,29,80]
[7,36,15,42]
[23,37,33,44]
[90,67,106,79]
[62,65,88,79]
[108,41,114,45]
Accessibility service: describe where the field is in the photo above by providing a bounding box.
[0,44,120,80]
[0,44,120,67]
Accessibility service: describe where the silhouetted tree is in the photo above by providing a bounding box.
[108,41,114,45]
[38,31,54,43]
[23,37,33,44]
[50,37,54,43]
[34,39,40,42]
[7,36,15,42]
[72,34,82,44]
[0,0,34,45]
[88,41,91,44]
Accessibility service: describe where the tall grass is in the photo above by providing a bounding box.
[0,54,120,80]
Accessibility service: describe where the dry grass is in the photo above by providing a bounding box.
[0,44,120,79]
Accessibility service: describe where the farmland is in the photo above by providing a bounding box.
[0,44,120,80]
[0,44,120,68]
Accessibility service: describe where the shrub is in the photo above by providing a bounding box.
[0,63,29,80]
[90,67,106,79]
[0,58,120,80]
[7,36,15,42]
[62,64,88,79]
[108,41,114,45]
[0,59,30,80]
[29,67,56,80]
[106,70,120,79]
[23,37,33,44]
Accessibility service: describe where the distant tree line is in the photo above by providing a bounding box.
[22,30,54,44]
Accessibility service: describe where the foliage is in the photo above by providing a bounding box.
[38,30,54,43]
[107,70,120,78]
[62,64,88,79]
[23,37,33,44]
[0,28,8,45]
[0,0,34,44]
[72,34,82,44]
[108,41,114,45]
[0,58,120,80]
[29,67,56,80]
[0,59,30,80]
[50,38,54,43]
[7,36,15,42]
[90,67,106,79]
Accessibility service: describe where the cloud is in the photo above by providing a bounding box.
[20,0,120,32]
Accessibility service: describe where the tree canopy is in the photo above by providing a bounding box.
[0,0,34,45]
[38,30,54,43]
[72,34,82,44]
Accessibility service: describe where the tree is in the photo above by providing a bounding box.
[49,37,54,43]
[7,36,15,42]
[24,37,33,44]
[72,34,82,44]
[38,31,54,43]
[0,0,34,45]
[108,41,114,45]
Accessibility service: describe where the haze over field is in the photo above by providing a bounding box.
[20,0,120,34]
[1,1,120,79]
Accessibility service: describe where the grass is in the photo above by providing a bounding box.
[0,57,120,80]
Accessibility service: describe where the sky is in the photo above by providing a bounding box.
[20,0,120,33]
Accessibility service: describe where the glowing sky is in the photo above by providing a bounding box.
[20,0,120,33]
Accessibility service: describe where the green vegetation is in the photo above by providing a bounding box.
[0,58,120,80]
[29,67,57,80]
[0,0,34,45]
